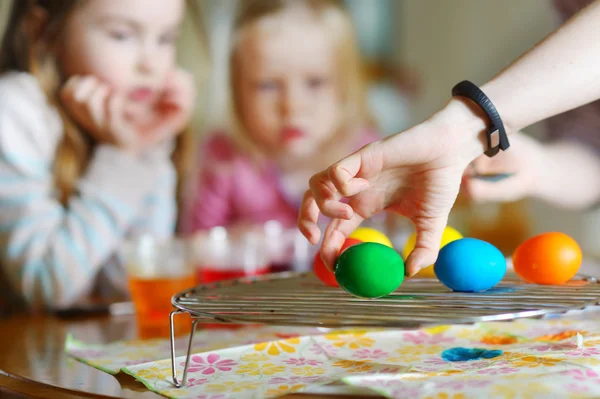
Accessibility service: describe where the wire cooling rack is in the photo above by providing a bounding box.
[168,271,600,386]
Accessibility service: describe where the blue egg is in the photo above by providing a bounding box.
[434,238,506,292]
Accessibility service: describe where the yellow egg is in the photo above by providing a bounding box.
[349,227,393,248]
[402,226,463,277]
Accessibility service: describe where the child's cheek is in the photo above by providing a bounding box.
[78,41,137,91]
[85,61,132,93]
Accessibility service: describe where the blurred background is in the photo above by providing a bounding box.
[0,0,595,259]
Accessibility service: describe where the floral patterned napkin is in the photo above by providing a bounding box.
[67,309,600,398]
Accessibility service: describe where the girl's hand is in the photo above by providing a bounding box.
[60,75,140,154]
[465,132,600,210]
[463,132,546,203]
[298,98,489,276]
[60,69,196,155]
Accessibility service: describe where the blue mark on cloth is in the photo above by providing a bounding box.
[441,347,503,362]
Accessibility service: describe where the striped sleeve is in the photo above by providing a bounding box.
[0,77,165,309]
[132,149,178,239]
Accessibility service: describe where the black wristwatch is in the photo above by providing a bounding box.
[451,80,510,157]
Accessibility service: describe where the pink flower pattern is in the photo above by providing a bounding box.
[282,358,323,366]
[403,331,454,345]
[389,387,425,397]
[532,343,577,352]
[565,347,600,357]
[353,349,390,360]
[309,343,338,357]
[562,369,600,382]
[565,383,590,393]
[423,357,448,366]
[435,379,492,390]
[186,378,209,387]
[182,354,238,375]
[454,360,490,371]
[477,366,519,375]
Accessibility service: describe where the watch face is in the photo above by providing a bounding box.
[489,129,500,148]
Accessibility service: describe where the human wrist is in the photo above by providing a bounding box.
[430,97,490,163]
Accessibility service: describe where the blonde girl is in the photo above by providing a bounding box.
[182,0,377,234]
[0,0,200,309]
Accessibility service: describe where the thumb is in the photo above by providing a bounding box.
[405,216,447,277]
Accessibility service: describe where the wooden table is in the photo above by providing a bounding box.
[0,313,372,399]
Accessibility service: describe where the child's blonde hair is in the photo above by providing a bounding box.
[228,0,372,158]
[0,0,204,213]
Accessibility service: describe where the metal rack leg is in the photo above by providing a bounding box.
[170,310,198,387]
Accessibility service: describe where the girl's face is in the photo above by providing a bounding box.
[58,0,185,118]
[235,12,343,160]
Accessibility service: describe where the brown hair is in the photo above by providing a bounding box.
[228,0,372,160]
[0,0,203,212]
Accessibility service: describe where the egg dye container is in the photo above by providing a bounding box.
[434,238,506,292]
[334,242,405,298]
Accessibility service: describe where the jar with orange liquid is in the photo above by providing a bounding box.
[122,235,196,339]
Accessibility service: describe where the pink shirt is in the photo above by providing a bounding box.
[181,129,380,234]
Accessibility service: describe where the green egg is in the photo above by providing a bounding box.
[334,242,405,298]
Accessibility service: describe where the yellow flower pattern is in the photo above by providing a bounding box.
[135,366,171,380]
[424,369,464,378]
[584,339,600,347]
[568,356,600,366]
[254,338,300,356]
[388,345,444,362]
[292,366,326,376]
[453,327,483,340]
[332,360,373,373]
[497,351,528,362]
[423,325,452,335]
[240,353,270,362]
[159,388,192,397]
[509,356,563,368]
[236,362,285,376]
[265,384,306,397]
[324,332,375,349]
[205,381,262,393]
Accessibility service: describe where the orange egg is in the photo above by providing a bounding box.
[512,232,582,285]
[313,238,363,287]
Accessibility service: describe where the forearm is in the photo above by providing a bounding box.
[482,0,600,132]
[432,0,600,164]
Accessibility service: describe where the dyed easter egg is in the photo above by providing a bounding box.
[403,226,463,278]
[335,242,404,298]
[513,232,581,285]
[434,238,506,292]
[313,238,363,287]
[349,227,393,248]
